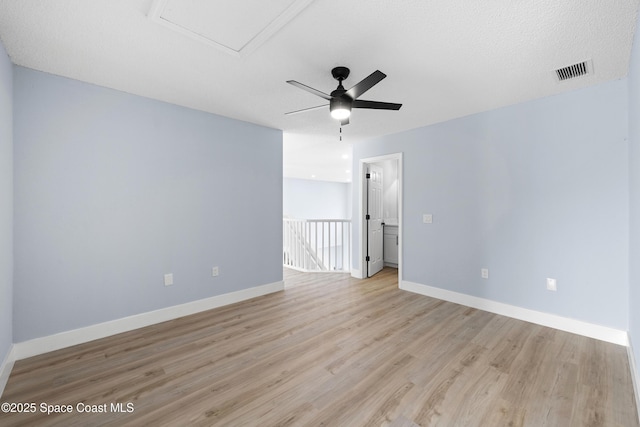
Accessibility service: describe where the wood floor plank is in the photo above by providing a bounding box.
[0,267,637,426]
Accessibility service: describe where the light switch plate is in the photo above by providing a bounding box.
[546,278,557,291]
[164,273,174,286]
[423,214,433,224]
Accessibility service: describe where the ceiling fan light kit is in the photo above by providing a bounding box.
[330,98,351,120]
[286,66,402,125]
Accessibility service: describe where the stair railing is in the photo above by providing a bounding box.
[283,218,351,273]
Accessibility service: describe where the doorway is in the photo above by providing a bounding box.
[359,153,402,282]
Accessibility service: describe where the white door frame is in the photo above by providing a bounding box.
[357,152,403,284]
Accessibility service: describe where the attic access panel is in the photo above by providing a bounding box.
[148,0,314,58]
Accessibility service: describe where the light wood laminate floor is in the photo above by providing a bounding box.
[1,268,638,426]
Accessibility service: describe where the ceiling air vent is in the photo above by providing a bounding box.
[554,60,592,82]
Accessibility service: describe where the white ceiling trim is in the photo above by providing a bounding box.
[147,0,315,58]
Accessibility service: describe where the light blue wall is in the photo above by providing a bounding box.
[353,79,629,329]
[629,14,640,380]
[0,41,13,362]
[13,67,283,341]
[283,177,351,219]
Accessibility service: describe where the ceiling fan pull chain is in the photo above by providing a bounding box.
[339,126,342,141]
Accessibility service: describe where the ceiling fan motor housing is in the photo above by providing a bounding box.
[330,68,352,119]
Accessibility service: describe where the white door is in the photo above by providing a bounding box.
[367,164,384,277]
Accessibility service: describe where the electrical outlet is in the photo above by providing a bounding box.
[481,268,489,279]
[164,273,173,287]
[212,266,219,277]
[546,278,557,291]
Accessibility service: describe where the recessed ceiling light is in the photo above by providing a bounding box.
[341,154,349,159]
[345,170,351,173]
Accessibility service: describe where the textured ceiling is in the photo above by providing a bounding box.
[0,0,638,182]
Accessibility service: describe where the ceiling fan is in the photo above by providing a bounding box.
[285,67,402,125]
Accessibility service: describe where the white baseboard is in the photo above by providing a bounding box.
[13,280,284,361]
[0,344,16,398]
[400,280,628,346]
[351,269,363,279]
[628,335,640,423]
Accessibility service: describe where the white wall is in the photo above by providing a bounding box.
[13,67,283,342]
[0,38,13,368]
[353,78,629,331]
[628,9,640,397]
[283,177,351,219]
[371,159,399,224]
